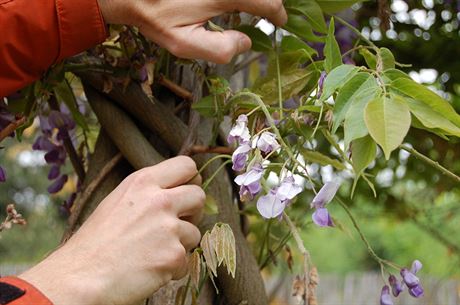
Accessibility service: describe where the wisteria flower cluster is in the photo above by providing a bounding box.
[32,108,77,215]
[380,260,424,305]
[0,99,16,182]
[229,114,340,223]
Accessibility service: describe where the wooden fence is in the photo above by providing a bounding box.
[2,265,458,304]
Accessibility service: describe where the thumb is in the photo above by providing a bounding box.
[167,25,252,64]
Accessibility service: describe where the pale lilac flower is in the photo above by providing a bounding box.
[234,164,264,201]
[232,143,251,172]
[252,131,280,154]
[401,260,424,298]
[310,181,340,209]
[312,208,334,227]
[257,189,286,219]
[411,260,423,274]
[310,181,340,227]
[228,115,250,144]
[277,176,303,201]
[389,275,404,297]
[380,285,394,305]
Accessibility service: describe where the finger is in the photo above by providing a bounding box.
[141,156,198,188]
[164,185,205,220]
[168,26,252,64]
[178,220,202,252]
[231,0,288,26]
[188,172,202,186]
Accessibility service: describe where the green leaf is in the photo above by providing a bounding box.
[281,35,318,57]
[320,64,359,102]
[252,50,315,104]
[332,72,377,133]
[358,48,377,69]
[364,95,411,159]
[405,97,460,137]
[53,79,89,131]
[283,14,324,42]
[237,25,272,52]
[192,95,224,118]
[301,149,346,170]
[324,18,342,73]
[378,47,395,71]
[391,77,460,127]
[316,0,364,13]
[382,69,411,83]
[285,0,328,33]
[343,82,381,148]
[351,135,377,174]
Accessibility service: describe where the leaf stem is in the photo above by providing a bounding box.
[331,15,379,51]
[400,144,460,183]
[274,28,284,120]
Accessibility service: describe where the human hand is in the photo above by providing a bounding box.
[20,156,205,305]
[96,0,287,64]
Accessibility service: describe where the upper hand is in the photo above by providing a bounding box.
[97,0,287,64]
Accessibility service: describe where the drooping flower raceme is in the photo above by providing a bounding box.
[310,181,340,227]
[252,131,280,154]
[234,164,264,202]
[256,176,303,219]
[232,143,251,172]
[227,114,250,145]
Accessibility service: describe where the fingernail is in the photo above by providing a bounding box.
[238,35,252,54]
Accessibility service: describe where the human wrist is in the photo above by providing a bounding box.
[19,248,105,305]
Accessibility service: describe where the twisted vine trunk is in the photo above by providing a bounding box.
[62,59,268,304]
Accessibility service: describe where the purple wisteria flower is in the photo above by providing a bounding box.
[0,166,6,182]
[228,115,250,145]
[257,189,285,219]
[47,174,68,194]
[252,131,280,154]
[401,262,424,298]
[380,285,394,305]
[48,165,60,180]
[310,181,340,227]
[232,143,251,172]
[388,275,404,297]
[318,71,327,98]
[48,110,76,140]
[256,176,303,219]
[277,176,303,202]
[234,164,264,202]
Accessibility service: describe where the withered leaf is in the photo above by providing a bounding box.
[188,249,202,289]
[200,231,218,277]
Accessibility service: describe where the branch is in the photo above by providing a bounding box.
[400,144,460,184]
[158,75,193,101]
[0,117,26,143]
[63,153,123,241]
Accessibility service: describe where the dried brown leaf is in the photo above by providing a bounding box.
[200,231,218,277]
[188,249,202,289]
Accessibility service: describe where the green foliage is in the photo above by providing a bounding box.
[324,18,343,73]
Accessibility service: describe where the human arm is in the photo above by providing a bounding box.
[0,0,287,97]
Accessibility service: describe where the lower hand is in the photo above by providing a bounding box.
[20,156,205,305]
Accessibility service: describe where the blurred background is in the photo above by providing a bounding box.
[1,0,459,304]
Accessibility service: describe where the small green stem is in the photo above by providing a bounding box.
[202,160,232,190]
[192,154,232,183]
[335,197,401,270]
[274,28,284,120]
[400,144,460,184]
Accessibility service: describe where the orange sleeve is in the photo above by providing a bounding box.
[0,277,53,305]
[0,0,107,97]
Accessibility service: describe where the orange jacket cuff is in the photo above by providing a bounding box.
[55,0,108,61]
[0,277,53,305]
